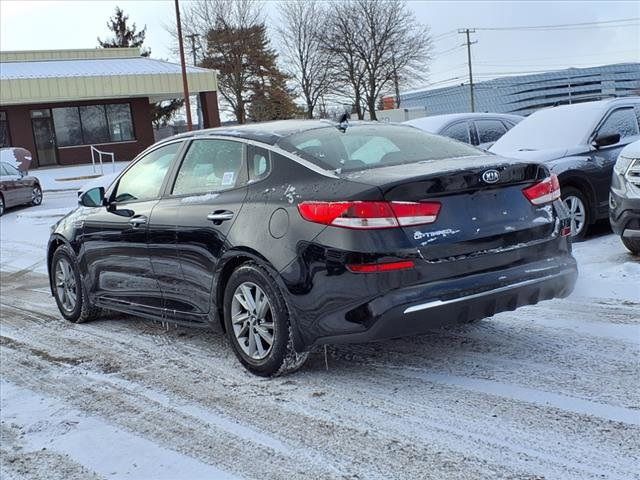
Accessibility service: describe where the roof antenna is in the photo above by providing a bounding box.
[337,110,349,132]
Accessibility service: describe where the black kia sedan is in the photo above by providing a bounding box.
[47,120,578,376]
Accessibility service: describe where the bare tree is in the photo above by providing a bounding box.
[322,0,431,120]
[276,1,332,119]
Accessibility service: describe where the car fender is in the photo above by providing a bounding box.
[210,247,307,352]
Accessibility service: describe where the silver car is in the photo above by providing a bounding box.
[610,139,640,254]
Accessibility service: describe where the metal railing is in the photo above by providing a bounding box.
[90,145,116,174]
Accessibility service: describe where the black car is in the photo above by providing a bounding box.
[491,98,640,239]
[47,121,577,376]
[0,161,42,216]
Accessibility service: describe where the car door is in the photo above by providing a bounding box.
[0,162,26,206]
[80,141,183,314]
[589,105,640,214]
[152,137,248,317]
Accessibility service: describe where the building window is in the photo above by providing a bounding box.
[79,105,110,144]
[0,112,10,147]
[106,104,134,141]
[52,107,83,147]
[51,103,135,147]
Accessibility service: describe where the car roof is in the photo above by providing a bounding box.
[404,112,523,133]
[158,119,383,146]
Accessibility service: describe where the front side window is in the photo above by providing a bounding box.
[114,142,182,203]
[278,124,482,173]
[597,108,639,140]
[172,139,245,196]
[441,122,471,144]
[475,120,507,144]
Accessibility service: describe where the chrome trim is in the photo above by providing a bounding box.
[403,272,565,314]
[622,228,640,238]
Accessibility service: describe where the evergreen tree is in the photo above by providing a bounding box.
[98,6,151,57]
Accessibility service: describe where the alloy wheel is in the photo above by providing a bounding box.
[32,186,42,205]
[564,195,586,237]
[55,257,78,313]
[0,196,4,216]
[231,282,275,360]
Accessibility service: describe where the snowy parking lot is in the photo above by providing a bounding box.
[1,187,639,479]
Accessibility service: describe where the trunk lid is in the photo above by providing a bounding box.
[346,156,557,260]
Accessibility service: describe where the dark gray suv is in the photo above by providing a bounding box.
[610,140,640,254]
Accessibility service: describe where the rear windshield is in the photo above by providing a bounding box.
[277,124,483,173]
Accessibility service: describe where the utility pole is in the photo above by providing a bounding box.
[175,0,193,131]
[458,28,477,112]
[186,33,203,129]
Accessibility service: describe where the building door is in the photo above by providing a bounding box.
[30,109,58,166]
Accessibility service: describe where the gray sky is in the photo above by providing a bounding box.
[1,0,639,92]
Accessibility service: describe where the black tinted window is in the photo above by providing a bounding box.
[114,142,181,203]
[173,139,244,195]
[598,108,639,139]
[441,122,470,143]
[475,120,507,144]
[278,125,481,173]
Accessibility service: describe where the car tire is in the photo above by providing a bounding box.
[561,186,590,241]
[0,194,4,217]
[223,262,308,377]
[621,237,640,256]
[30,184,43,206]
[51,245,102,323]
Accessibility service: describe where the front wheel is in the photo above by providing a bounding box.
[0,194,4,216]
[51,245,101,323]
[223,262,308,376]
[562,187,590,241]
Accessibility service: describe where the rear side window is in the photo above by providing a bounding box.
[172,139,245,195]
[248,145,270,182]
[441,122,471,143]
[278,125,482,173]
[475,120,507,144]
[114,142,181,203]
[597,108,639,139]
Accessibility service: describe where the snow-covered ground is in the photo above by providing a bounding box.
[1,188,639,479]
[31,162,128,191]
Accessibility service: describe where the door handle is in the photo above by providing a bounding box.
[129,216,147,227]
[206,211,234,222]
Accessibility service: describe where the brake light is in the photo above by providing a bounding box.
[347,260,415,273]
[297,201,441,229]
[522,175,561,205]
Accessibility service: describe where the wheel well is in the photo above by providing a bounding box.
[559,177,597,223]
[47,238,65,279]
[215,255,253,331]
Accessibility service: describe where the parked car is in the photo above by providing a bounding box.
[404,113,523,149]
[610,139,640,254]
[0,161,42,216]
[47,121,577,376]
[490,98,640,239]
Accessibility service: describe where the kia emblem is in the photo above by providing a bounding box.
[482,169,500,184]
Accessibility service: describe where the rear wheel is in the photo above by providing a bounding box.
[223,262,308,376]
[621,237,640,256]
[52,245,101,323]
[562,187,590,241]
[30,184,42,206]
[0,194,4,216]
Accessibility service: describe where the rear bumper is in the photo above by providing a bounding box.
[308,254,577,346]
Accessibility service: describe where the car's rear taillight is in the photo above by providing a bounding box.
[297,201,441,229]
[522,174,561,205]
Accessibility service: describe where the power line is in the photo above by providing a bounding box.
[474,17,639,31]
[433,44,466,57]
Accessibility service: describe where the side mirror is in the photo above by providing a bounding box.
[592,132,621,149]
[79,186,105,207]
